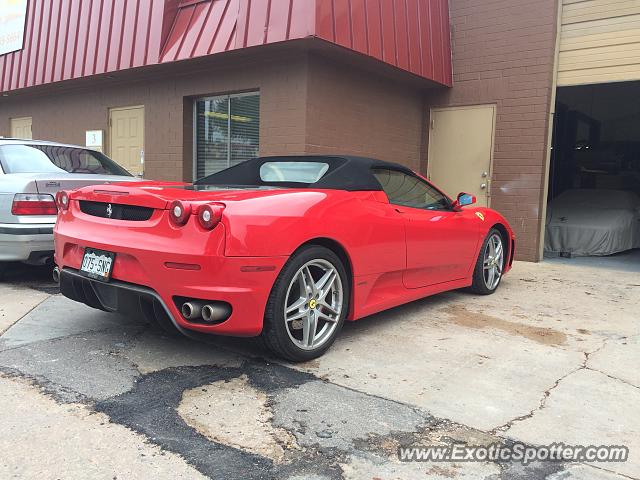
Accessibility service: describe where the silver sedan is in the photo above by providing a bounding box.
[0,138,139,275]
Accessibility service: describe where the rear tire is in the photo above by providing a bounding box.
[260,246,349,362]
[470,229,505,295]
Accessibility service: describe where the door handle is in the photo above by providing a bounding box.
[480,183,487,189]
[482,171,488,178]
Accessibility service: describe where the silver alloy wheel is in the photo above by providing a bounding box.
[483,233,504,291]
[284,259,344,351]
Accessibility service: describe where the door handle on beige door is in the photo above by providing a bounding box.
[480,183,487,189]
[482,171,488,178]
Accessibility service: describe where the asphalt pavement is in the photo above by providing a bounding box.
[0,261,638,480]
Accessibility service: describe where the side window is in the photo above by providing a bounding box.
[372,168,450,210]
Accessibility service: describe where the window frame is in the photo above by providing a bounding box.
[372,167,454,212]
[192,91,260,181]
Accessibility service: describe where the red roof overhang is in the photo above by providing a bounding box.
[0,0,452,94]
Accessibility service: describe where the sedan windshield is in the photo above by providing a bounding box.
[0,144,131,176]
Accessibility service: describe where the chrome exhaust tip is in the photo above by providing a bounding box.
[181,301,204,320]
[202,303,232,323]
[52,266,60,284]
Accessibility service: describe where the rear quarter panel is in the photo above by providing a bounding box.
[221,190,406,278]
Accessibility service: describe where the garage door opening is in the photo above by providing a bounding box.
[545,81,640,271]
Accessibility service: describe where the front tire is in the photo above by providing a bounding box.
[470,229,505,295]
[260,246,349,362]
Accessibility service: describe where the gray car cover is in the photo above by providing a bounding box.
[545,189,640,256]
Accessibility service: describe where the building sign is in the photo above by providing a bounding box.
[86,130,104,152]
[0,0,28,56]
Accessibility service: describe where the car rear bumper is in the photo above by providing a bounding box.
[0,223,54,262]
[55,230,288,336]
[60,267,197,337]
[58,256,286,336]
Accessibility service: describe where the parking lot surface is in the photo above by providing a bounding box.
[0,261,638,479]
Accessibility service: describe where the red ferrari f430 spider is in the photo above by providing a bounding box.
[54,156,515,361]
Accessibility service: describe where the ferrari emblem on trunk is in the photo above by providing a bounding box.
[106,204,113,218]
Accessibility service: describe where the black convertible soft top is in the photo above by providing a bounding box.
[195,155,416,191]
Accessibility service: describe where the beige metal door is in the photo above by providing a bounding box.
[427,105,496,207]
[10,117,32,139]
[109,106,144,176]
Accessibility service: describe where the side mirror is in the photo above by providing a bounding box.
[452,192,476,210]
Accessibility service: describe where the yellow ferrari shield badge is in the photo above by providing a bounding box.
[475,212,485,221]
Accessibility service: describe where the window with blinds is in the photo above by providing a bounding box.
[194,92,260,179]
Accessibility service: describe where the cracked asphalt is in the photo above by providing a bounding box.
[0,260,638,479]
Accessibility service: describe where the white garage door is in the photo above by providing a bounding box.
[558,0,640,86]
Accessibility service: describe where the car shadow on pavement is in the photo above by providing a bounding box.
[340,288,463,337]
[136,285,478,365]
[0,262,59,294]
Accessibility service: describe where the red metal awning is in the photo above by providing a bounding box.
[0,0,452,93]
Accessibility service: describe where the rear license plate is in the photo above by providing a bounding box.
[80,248,115,282]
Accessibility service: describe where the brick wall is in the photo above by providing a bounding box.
[305,55,426,172]
[0,54,310,182]
[428,0,559,261]
[1,51,427,181]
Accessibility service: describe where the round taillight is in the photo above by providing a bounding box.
[169,200,191,226]
[197,204,224,230]
[56,191,69,211]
